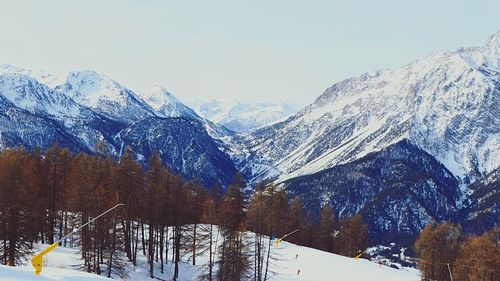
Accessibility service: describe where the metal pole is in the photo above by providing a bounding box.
[280,228,300,240]
[55,203,125,244]
[447,263,454,281]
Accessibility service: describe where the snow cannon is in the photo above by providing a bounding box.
[31,242,58,275]
[30,203,125,275]
[275,229,300,248]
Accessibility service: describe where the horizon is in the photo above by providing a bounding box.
[0,0,499,106]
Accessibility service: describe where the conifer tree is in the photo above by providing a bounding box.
[453,228,500,281]
[0,149,35,265]
[336,214,368,257]
[415,222,463,281]
[218,173,250,281]
[144,152,165,278]
[288,196,304,245]
[45,143,71,244]
[199,198,219,281]
[112,147,143,265]
[318,203,334,252]
[246,183,268,281]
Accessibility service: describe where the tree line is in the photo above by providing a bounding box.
[0,144,369,280]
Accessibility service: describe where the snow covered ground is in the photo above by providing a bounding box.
[0,238,419,281]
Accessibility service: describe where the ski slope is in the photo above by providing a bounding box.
[272,241,419,281]
[0,239,419,281]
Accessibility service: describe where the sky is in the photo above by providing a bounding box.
[0,0,498,106]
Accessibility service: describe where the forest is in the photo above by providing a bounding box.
[0,144,369,280]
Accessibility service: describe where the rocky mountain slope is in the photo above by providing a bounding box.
[283,140,461,244]
[458,167,500,233]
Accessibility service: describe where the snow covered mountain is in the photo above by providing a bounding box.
[0,68,238,187]
[0,72,121,153]
[192,100,299,132]
[0,73,83,119]
[245,31,500,184]
[57,70,156,122]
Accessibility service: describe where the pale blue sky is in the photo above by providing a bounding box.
[0,0,498,105]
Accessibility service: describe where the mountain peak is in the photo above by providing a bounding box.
[483,30,500,67]
[60,70,154,121]
[486,30,500,46]
[140,85,181,105]
[138,86,198,119]
[65,70,121,93]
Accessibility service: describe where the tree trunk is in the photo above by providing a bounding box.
[192,223,197,265]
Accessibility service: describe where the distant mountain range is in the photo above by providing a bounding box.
[190,100,299,133]
[0,31,498,245]
[0,64,237,188]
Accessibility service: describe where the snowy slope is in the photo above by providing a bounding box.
[1,234,419,281]
[246,31,500,182]
[272,241,418,281]
[192,100,299,132]
[0,266,111,281]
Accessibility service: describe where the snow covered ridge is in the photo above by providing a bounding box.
[247,31,500,183]
[0,64,64,88]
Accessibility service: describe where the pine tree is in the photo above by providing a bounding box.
[246,183,268,281]
[318,203,334,252]
[112,147,143,265]
[415,222,463,281]
[218,174,250,281]
[30,148,49,245]
[336,214,368,257]
[302,211,317,248]
[144,152,165,278]
[199,198,219,281]
[0,149,36,265]
[45,143,71,244]
[453,228,500,281]
[288,196,304,245]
